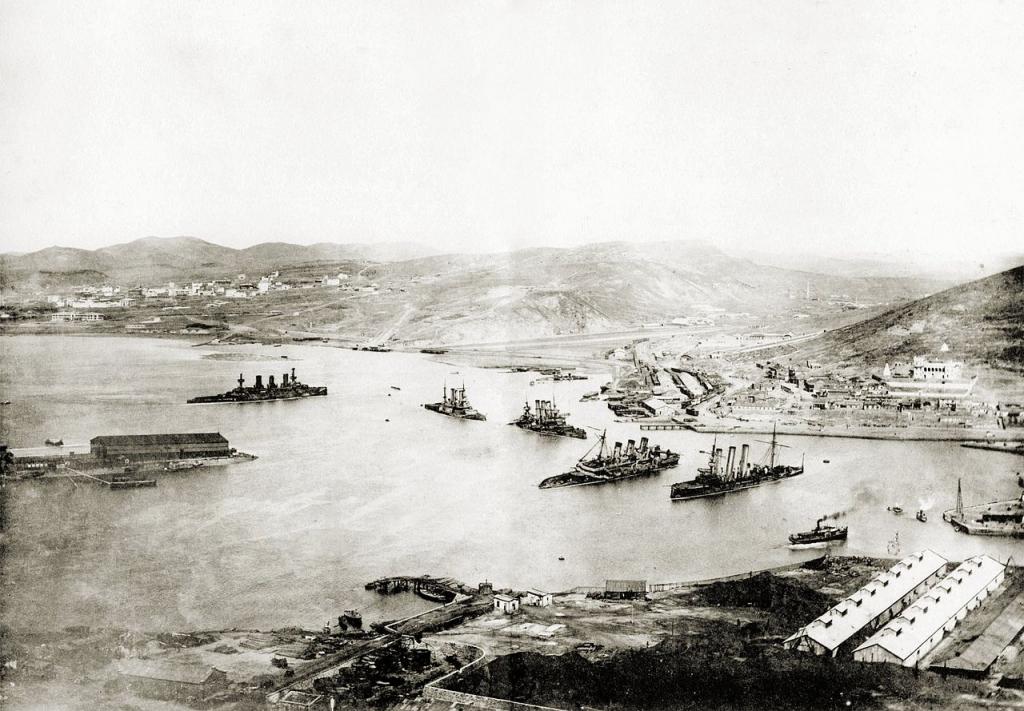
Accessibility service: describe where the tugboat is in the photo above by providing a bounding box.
[423,384,486,421]
[916,509,928,523]
[343,609,363,628]
[888,505,904,515]
[788,516,848,546]
[510,399,586,439]
[670,425,805,501]
[187,368,327,403]
[45,438,63,447]
[539,431,679,489]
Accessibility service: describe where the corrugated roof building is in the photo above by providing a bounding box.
[118,659,228,701]
[605,579,647,599]
[91,432,230,461]
[854,555,1006,667]
[783,550,948,657]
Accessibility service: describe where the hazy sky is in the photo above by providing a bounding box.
[1,1,1022,260]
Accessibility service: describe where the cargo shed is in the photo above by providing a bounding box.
[90,432,230,461]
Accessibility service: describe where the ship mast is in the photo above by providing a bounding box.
[956,478,964,517]
[769,422,777,470]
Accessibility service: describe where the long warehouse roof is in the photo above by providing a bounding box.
[785,549,948,652]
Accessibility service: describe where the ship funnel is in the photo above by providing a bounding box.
[715,448,724,476]
[726,446,737,479]
[625,439,635,457]
[613,441,623,459]
[739,444,749,476]
[291,367,296,382]
[268,375,276,389]
[255,375,263,390]
[282,373,289,386]
[639,437,648,452]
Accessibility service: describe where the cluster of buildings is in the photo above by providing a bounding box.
[492,588,553,614]
[751,348,982,415]
[784,551,1011,671]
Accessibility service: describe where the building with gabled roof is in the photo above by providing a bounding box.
[784,550,948,657]
[853,555,1006,668]
[118,659,228,701]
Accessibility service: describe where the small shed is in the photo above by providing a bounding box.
[522,589,553,607]
[493,594,520,614]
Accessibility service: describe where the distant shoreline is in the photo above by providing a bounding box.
[676,420,1024,443]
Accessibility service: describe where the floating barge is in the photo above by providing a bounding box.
[943,479,1024,537]
[539,431,679,489]
[510,399,586,439]
[188,368,326,404]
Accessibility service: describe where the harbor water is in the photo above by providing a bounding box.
[1,334,1021,633]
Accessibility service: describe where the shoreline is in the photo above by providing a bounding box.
[672,420,1024,443]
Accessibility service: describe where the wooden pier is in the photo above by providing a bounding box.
[639,423,690,431]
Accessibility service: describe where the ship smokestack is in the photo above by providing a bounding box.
[282,373,289,386]
[739,444,749,475]
[639,437,648,452]
[536,399,541,416]
[291,367,296,382]
[268,375,276,389]
[715,448,724,476]
[626,439,635,457]
[255,375,263,390]
[726,446,737,478]
[613,441,623,459]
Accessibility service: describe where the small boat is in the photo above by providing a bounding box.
[44,438,63,447]
[888,505,904,515]
[822,459,830,464]
[788,516,848,545]
[415,586,455,604]
[558,556,565,561]
[916,510,928,523]
[343,609,362,628]
[390,386,401,391]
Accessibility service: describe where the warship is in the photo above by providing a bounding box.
[423,384,486,421]
[539,432,679,489]
[670,425,804,501]
[187,368,327,403]
[510,399,586,439]
[788,516,847,545]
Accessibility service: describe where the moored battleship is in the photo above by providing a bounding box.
[510,399,586,439]
[187,368,327,403]
[670,425,804,501]
[788,516,847,545]
[423,384,486,421]
[539,431,679,489]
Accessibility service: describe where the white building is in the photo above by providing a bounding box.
[493,594,519,614]
[521,589,552,607]
[50,311,76,322]
[911,356,963,381]
[78,312,104,321]
[853,555,1006,667]
[783,550,948,657]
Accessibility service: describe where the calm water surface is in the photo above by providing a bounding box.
[1,335,1021,632]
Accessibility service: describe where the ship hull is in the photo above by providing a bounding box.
[188,386,327,404]
[670,467,804,501]
[512,422,587,439]
[423,403,486,421]
[788,529,847,545]
[539,454,680,489]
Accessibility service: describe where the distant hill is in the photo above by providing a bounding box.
[0,236,437,287]
[758,264,1024,375]
[364,241,950,344]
